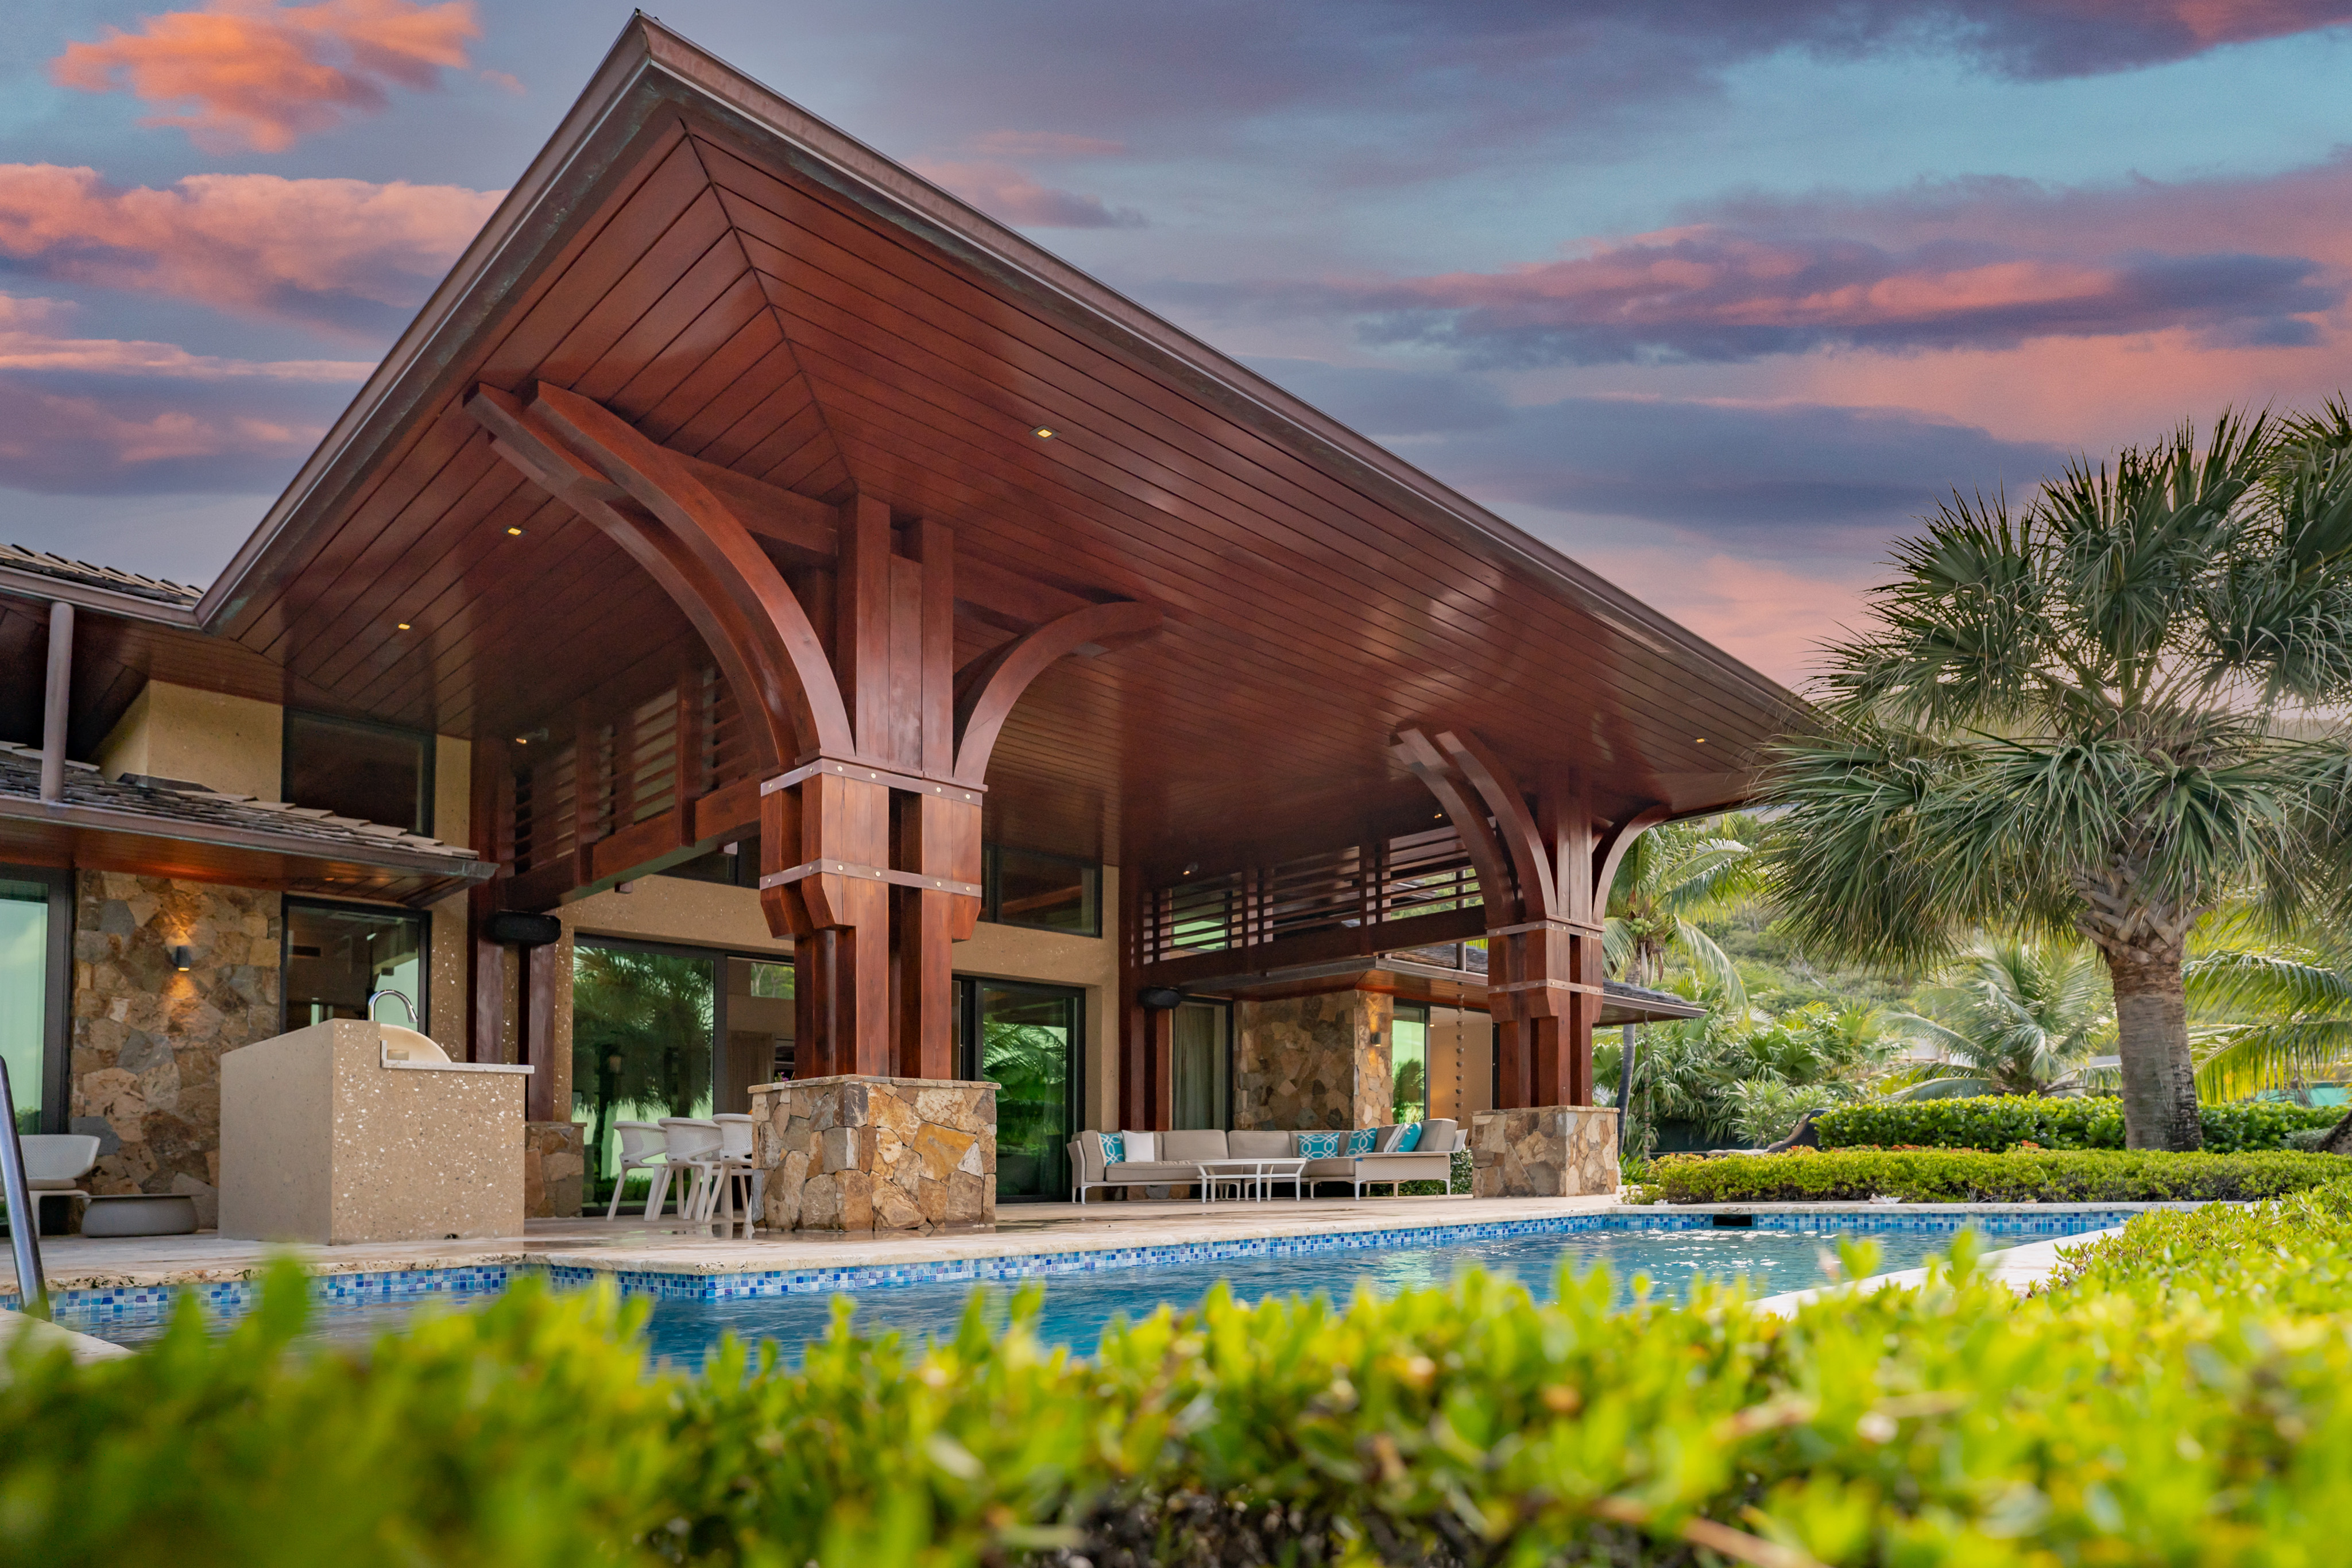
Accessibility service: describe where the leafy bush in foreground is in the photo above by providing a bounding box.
[14,1219,2352,1565]
[1813,1093,2341,1152]
[1649,1145,2352,1204]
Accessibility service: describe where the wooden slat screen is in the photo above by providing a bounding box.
[1140,826,1484,965]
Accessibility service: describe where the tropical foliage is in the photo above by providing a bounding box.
[1813,1093,2338,1152]
[1647,1145,2352,1203]
[1600,1001,1902,1151]
[1601,814,1763,1012]
[2185,937,2352,1101]
[1886,936,2114,1098]
[1766,408,2352,1150]
[24,1209,2352,1565]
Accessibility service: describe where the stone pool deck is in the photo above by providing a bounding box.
[1,1194,2181,1299]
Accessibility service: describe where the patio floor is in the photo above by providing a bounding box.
[6,1193,1630,1294]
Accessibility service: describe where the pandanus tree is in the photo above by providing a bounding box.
[1766,408,2352,1149]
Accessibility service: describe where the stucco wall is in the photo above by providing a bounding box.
[1234,988,1394,1132]
[69,872,283,1222]
[93,680,284,802]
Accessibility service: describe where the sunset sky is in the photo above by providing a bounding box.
[8,1,2352,684]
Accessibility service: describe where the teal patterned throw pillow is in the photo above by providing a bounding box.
[1346,1127,1380,1155]
[1097,1131,1124,1164]
[1295,1130,1341,1159]
[1393,1122,1423,1152]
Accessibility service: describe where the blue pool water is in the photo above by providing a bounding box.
[59,1213,2120,1368]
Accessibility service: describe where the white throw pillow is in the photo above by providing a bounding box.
[1121,1129,1158,1162]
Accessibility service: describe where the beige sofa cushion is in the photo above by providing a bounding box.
[1162,1129,1229,1162]
[1225,1129,1294,1159]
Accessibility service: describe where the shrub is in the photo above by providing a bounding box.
[1648,1145,2352,1204]
[1813,1093,2341,1152]
[17,1228,2352,1565]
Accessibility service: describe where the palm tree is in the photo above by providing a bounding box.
[1888,938,2112,1098]
[1604,815,1763,1013]
[2184,940,2352,1103]
[1767,409,2352,1149]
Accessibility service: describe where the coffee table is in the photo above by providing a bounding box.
[1192,1156,1310,1202]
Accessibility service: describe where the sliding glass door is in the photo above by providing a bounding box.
[958,978,1080,1202]
[571,941,716,1207]
[1171,1000,1229,1129]
[0,873,64,1133]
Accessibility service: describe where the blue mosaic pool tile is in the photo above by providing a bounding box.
[12,1207,2145,1318]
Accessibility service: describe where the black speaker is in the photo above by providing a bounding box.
[483,910,563,947]
[1138,986,1185,1010]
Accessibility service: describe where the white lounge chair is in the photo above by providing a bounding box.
[606,1121,670,1219]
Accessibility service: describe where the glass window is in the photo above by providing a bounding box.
[959,978,1078,1201]
[723,954,795,1108]
[1171,1000,1229,1130]
[0,876,58,1132]
[283,900,426,1029]
[283,711,434,834]
[983,845,1099,935]
[1391,1002,1430,1124]
[572,942,715,1208]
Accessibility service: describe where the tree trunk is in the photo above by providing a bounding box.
[2103,949,2203,1151]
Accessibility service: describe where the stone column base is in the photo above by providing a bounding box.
[524,1121,586,1217]
[752,1075,996,1231]
[1470,1106,1619,1197]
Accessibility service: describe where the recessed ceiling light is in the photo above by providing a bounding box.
[1031,425,1055,439]
[1695,737,1707,745]
[396,621,412,630]
[514,735,529,745]
[506,526,524,536]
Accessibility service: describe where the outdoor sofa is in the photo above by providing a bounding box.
[1066,1121,1462,1203]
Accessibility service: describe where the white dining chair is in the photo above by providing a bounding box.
[657,1117,725,1227]
[606,1120,671,1219]
[709,1112,760,1238]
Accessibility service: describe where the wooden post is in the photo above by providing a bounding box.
[467,738,514,1064]
[468,380,1153,1090]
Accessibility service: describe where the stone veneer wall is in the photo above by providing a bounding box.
[1469,1106,1620,1198]
[524,1120,586,1218]
[1233,989,1393,1131]
[753,1075,995,1231]
[69,872,282,1222]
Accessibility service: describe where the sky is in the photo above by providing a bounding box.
[6,2,2352,686]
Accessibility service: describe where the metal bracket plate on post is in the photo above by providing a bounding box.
[759,858,982,897]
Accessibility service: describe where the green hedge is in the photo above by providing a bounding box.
[1813,1093,2342,1152]
[1648,1145,2352,1204]
[13,1226,2352,1565]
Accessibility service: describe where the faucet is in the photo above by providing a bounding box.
[366,988,417,1028]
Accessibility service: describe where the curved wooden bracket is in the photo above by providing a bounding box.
[951,599,1159,786]
[1434,729,1557,920]
[1593,804,1670,917]
[466,381,856,768]
[1392,725,1519,921]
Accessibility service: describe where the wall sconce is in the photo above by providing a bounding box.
[168,944,196,972]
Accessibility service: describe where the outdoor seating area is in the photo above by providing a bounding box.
[1067,1121,1463,1203]
[602,1116,763,1240]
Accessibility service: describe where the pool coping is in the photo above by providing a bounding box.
[28,1202,2170,1324]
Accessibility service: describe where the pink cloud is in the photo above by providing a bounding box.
[52,0,481,152]
[0,291,370,380]
[911,158,1144,229]
[0,380,323,488]
[1580,545,1877,688]
[0,165,500,329]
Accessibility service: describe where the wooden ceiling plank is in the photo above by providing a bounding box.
[602,273,774,420]
[533,189,736,392]
[570,234,757,406]
[633,312,788,443]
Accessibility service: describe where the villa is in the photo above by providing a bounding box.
[0,17,1794,1234]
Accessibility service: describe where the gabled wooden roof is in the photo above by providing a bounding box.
[193,16,1801,874]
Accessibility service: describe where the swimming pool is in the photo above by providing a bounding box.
[55,1208,2131,1366]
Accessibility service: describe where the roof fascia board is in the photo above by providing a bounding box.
[0,796,494,886]
[0,568,200,628]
